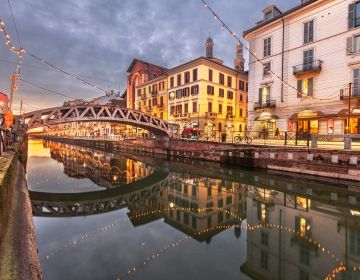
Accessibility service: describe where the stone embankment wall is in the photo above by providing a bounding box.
[42,136,360,182]
[0,142,42,280]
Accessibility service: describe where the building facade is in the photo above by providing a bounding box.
[127,38,248,139]
[244,0,360,136]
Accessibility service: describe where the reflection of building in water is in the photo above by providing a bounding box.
[130,175,248,242]
[46,141,155,189]
[241,186,360,280]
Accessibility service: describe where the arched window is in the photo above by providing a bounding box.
[239,124,243,132]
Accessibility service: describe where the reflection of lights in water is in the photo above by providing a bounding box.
[350,210,360,216]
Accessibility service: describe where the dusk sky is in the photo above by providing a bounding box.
[0,0,298,114]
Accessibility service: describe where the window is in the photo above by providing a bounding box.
[218,122,222,132]
[219,73,225,85]
[152,84,158,94]
[207,187,212,196]
[170,77,174,88]
[209,69,213,81]
[170,106,175,115]
[177,74,181,86]
[300,246,310,266]
[261,231,269,246]
[227,76,232,87]
[303,49,314,70]
[182,87,190,97]
[159,96,164,107]
[207,216,212,227]
[207,85,215,95]
[184,103,188,113]
[263,62,271,77]
[246,83,248,92]
[152,98,157,106]
[184,71,190,83]
[239,81,245,91]
[218,104,223,114]
[176,210,180,221]
[218,212,224,223]
[299,270,310,280]
[184,213,189,225]
[240,108,243,117]
[218,198,223,208]
[350,229,360,256]
[137,89,141,96]
[143,88,146,95]
[227,106,233,117]
[208,102,212,113]
[297,78,314,98]
[304,20,314,44]
[354,68,360,96]
[226,196,232,205]
[192,185,196,197]
[193,68,198,81]
[191,85,199,95]
[260,251,268,270]
[192,216,197,229]
[348,2,360,28]
[219,88,224,97]
[259,86,271,104]
[169,91,175,100]
[227,91,234,99]
[263,37,271,57]
[240,94,243,102]
[176,104,182,114]
[176,89,182,99]
[193,102,197,113]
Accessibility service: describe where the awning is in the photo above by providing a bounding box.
[338,107,360,116]
[254,112,279,121]
[290,110,324,120]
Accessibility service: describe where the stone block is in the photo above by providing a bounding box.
[229,152,233,157]
[254,152,259,159]
[350,156,358,165]
[307,154,313,161]
[331,155,339,164]
[240,152,245,158]
[331,192,338,201]
[349,196,357,205]
[270,153,275,159]
[288,153,293,160]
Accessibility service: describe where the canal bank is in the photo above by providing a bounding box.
[0,145,41,280]
[40,136,360,182]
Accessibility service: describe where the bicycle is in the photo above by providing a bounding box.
[233,134,252,144]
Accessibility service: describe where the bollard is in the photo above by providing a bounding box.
[310,135,317,149]
[344,135,352,150]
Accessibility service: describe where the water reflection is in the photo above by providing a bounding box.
[27,139,360,280]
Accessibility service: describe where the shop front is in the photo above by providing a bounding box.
[339,108,360,134]
[253,111,279,138]
[289,110,324,134]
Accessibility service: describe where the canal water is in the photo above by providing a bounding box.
[27,138,360,280]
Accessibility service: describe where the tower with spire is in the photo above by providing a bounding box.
[205,36,214,58]
[234,42,245,72]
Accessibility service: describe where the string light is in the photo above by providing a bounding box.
[199,1,342,101]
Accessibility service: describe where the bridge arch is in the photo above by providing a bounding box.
[20,105,175,137]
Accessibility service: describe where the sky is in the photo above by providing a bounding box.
[0,0,299,114]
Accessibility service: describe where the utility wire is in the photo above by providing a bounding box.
[20,79,76,100]
[7,0,21,47]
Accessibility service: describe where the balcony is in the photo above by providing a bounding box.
[173,113,190,119]
[151,91,158,97]
[206,112,218,118]
[226,114,235,119]
[340,87,360,100]
[293,60,322,76]
[254,100,276,110]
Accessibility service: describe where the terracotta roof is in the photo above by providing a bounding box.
[126,58,169,73]
[243,0,318,37]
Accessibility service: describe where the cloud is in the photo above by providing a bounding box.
[0,0,298,113]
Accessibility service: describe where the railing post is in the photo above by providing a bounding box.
[295,132,298,146]
[310,135,317,149]
[284,132,288,146]
[344,135,352,150]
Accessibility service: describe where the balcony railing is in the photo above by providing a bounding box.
[340,86,360,100]
[293,60,322,76]
[206,112,218,118]
[254,99,276,110]
[173,113,190,119]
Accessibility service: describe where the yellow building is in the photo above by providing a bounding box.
[127,37,248,140]
[135,75,168,120]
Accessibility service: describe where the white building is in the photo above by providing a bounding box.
[244,0,360,136]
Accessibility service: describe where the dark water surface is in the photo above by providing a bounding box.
[27,139,360,280]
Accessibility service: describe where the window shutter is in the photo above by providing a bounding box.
[297,80,303,98]
[347,36,353,55]
[349,3,355,29]
[309,20,314,42]
[259,88,263,104]
[308,78,314,96]
[304,22,308,44]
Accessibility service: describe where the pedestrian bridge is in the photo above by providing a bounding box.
[20,105,175,137]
